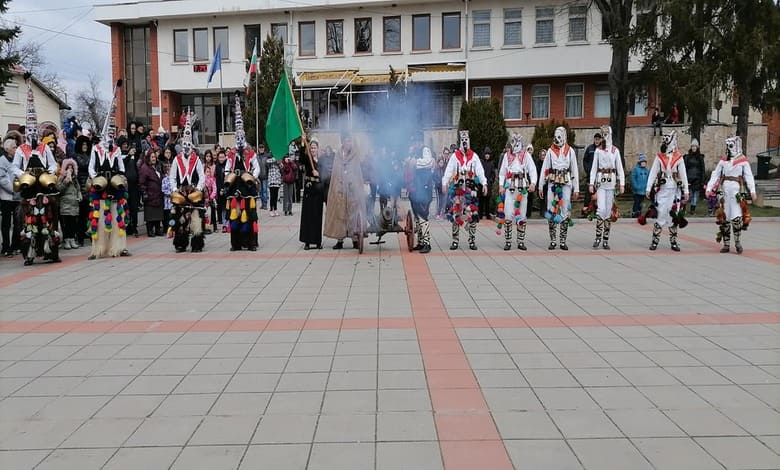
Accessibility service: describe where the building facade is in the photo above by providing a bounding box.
[1,69,69,136]
[96,0,768,151]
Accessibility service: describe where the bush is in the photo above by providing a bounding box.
[458,98,508,158]
[530,119,576,156]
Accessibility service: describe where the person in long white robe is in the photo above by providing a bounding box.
[498,134,537,251]
[645,131,689,251]
[539,126,579,250]
[588,125,625,250]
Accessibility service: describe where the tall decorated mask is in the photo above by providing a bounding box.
[23,73,38,147]
[553,126,567,148]
[510,133,524,154]
[181,109,194,155]
[233,92,246,152]
[599,125,613,149]
[459,130,470,151]
[661,130,678,155]
[725,136,742,159]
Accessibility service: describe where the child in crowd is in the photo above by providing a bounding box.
[630,153,649,217]
[161,163,173,237]
[203,165,217,233]
[57,157,82,249]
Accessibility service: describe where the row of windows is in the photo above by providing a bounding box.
[170,5,597,62]
[473,84,646,121]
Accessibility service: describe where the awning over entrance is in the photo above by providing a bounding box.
[295,62,466,87]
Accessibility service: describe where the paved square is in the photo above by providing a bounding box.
[0,205,778,469]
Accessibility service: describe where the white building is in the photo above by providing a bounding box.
[94,0,770,154]
[1,68,69,136]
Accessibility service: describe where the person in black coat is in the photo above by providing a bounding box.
[299,138,325,249]
[73,136,92,246]
[582,132,602,212]
[119,137,141,236]
[479,147,496,219]
[684,138,705,215]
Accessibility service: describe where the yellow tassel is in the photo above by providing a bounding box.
[230,208,238,220]
[241,210,248,223]
[91,234,98,241]
[92,210,99,218]
[118,229,126,236]
[249,198,256,209]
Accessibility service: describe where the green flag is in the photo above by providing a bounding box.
[265,69,303,161]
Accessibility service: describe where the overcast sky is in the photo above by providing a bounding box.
[6,0,116,105]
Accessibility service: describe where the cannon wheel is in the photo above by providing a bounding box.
[404,209,415,252]
[357,212,365,254]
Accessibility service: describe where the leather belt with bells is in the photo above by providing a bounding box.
[509,172,527,192]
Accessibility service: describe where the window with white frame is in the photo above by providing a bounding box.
[472,10,490,48]
[442,12,461,49]
[535,7,555,44]
[272,23,288,44]
[565,83,584,118]
[503,85,522,120]
[628,88,647,116]
[173,29,188,62]
[472,86,491,100]
[568,5,587,42]
[4,83,19,102]
[326,19,344,55]
[213,27,229,59]
[299,21,315,57]
[594,83,611,117]
[532,84,550,119]
[504,8,522,46]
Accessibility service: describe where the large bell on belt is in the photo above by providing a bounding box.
[187,189,204,204]
[110,174,127,190]
[38,172,57,191]
[224,172,237,187]
[16,173,36,191]
[92,176,109,191]
[240,172,257,187]
[171,191,186,205]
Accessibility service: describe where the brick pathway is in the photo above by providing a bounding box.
[0,204,778,470]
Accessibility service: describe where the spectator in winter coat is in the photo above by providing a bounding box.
[631,153,650,217]
[582,132,602,210]
[683,139,705,215]
[215,150,227,229]
[256,143,271,209]
[73,136,92,246]
[0,138,21,256]
[120,138,141,236]
[57,157,82,250]
[203,165,217,232]
[281,156,298,216]
[651,108,663,136]
[267,155,283,216]
[138,152,164,237]
[479,147,496,219]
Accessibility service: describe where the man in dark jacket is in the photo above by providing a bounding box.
[479,147,496,219]
[119,137,141,236]
[683,138,705,215]
[73,136,92,246]
[582,132,602,211]
[255,143,271,210]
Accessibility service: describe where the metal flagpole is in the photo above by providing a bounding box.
[254,39,259,146]
[219,65,224,146]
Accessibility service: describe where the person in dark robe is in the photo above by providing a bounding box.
[299,136,324,250]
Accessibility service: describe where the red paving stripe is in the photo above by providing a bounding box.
[400,247,515,470]
[1,312,778,335]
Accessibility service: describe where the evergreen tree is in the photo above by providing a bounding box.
[457,98,508,159]
[530,120,576,157]
[244,34,284,146]
[0,0,21,96]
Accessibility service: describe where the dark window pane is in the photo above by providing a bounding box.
[272,23,288,44]
[355,18,371,53]
[326,20,343,55]
[245,25,260,59]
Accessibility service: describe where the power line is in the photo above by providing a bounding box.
[8,4,93,14]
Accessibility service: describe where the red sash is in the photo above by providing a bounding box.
[176,154,198,182]
[657,151,682,170]
[454,149,475,167]
[548,144,571,158]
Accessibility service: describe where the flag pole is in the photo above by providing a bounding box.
[284,71,316,175]
[254,38,259,147]
[219,61,224,147]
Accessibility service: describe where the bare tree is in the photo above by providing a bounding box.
[73,74,108,132]
[0,19,66,100]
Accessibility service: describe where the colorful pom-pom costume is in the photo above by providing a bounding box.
[645,131,689,252]
[705,136,756,254]
[11,73,62,266]
[588,125,625,250]
[540,126,579,250]
[442,130,487,251]
[170,109,206,253]
[497,134,537,251]
[224,92,260,252]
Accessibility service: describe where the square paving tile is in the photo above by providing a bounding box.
[632,437,725,470]
[377,411,437,441]
[239,444,310,470]
[102,447,181,470]
[493,411,562,439]
[170,445,244,470]
[124,416,202,446]
[61,417,142,448]
[606,409,685,437]
[549,410,623,439]
[315,414,375,442]
[696,436,780,470]
[189,415,260,445]
[252,414,318,444]
[34,448,115,470]
[569,438,654,470]
[376,441,443,470]
[504,439,583,470]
